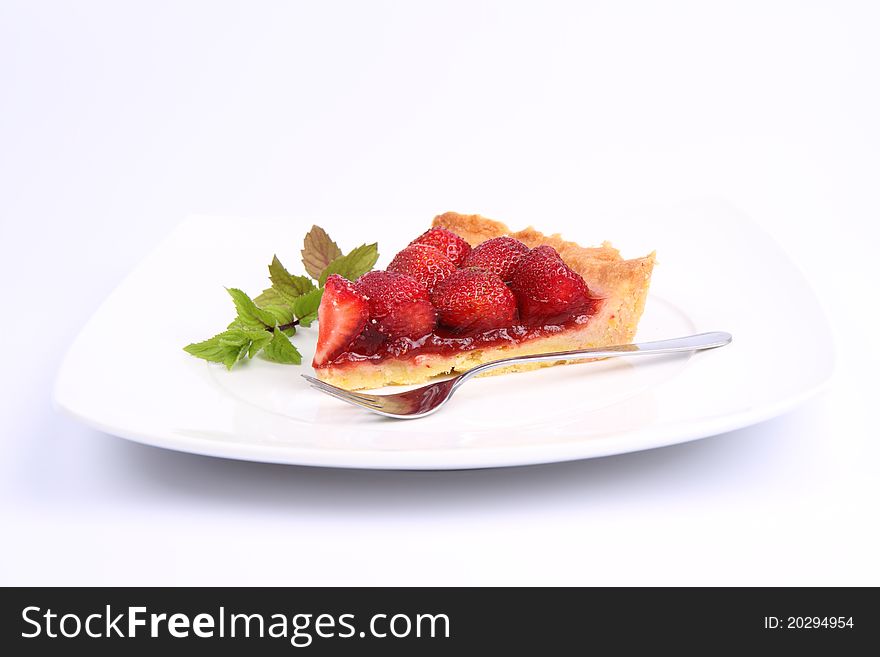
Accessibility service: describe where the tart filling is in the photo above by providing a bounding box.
[331,312,597,365]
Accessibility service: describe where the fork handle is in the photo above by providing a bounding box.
[459,331,732,382]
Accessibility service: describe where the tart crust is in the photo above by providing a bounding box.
[315,212,656,390]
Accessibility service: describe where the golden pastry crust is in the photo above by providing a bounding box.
[315,212,656,390]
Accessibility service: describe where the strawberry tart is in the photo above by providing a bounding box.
[312,212,656,390]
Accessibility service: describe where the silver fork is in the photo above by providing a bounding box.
[302,331,732,419]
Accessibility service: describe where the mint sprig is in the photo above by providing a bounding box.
[184,225,378,369]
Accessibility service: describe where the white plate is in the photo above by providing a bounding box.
[54,201,833,470]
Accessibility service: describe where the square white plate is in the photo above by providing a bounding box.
[55,200,833,469]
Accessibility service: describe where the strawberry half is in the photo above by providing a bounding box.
[410,227,472,266]
[387,243,456,293]
[355,270,437,340]
[312,274,369,366]
[510,245,595,325]
[431,269,518,332]
[461,236,530,282]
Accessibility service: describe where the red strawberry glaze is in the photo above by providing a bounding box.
[321,302,601,366]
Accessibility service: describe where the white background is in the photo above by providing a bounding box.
[1,1,878,585]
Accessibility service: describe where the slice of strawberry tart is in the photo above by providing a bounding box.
[312,212,655,390]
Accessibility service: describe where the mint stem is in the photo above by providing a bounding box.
[271,319,300,332]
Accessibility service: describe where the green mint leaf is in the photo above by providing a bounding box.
[261,329,302,365]
[244,331,273,358]
[302,225,342,280]
[319,243,379,284]
[254,287,282,307]
[295,311,318,328]
[184,332,241,368]
[227,288,277,329]
[218,329,272,358]
[263,304,295,326]
[218,329,271,361]
[184,329,270,370]
[291,287,323,327]
[269,255,316,303]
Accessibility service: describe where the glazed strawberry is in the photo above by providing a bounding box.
[431,269,517,332]
[510,245,594,325]
[312,275,369,366]
[461,236,530,282]
[410,227,472,266]
[387,244,456,293]
[355,270,430,318]
[355,270,436,339]
[376,302,437,341]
